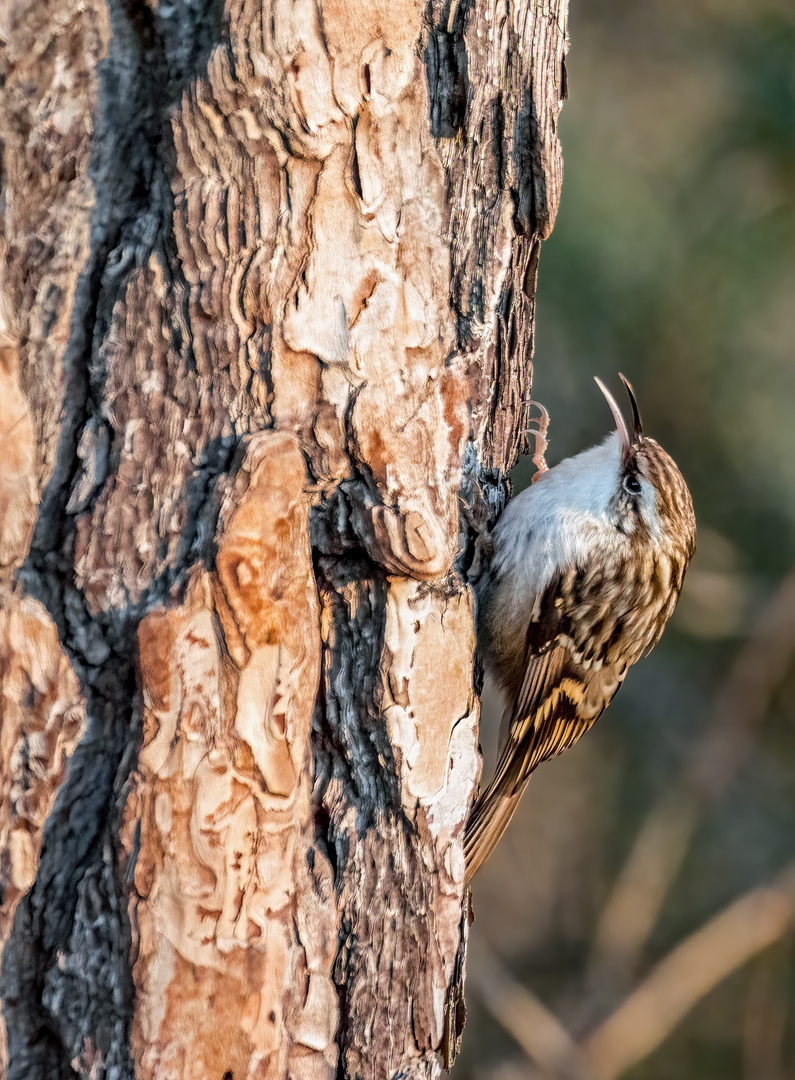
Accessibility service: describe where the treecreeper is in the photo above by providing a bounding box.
[466,375,696,880]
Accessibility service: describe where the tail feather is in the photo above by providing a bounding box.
[464,785,524,883]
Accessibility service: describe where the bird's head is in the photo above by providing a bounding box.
[592,374,696,563]
[490,376,696,598]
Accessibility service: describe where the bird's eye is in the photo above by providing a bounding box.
[624,474,642,495]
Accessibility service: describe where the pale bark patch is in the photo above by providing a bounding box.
[127,434,337,1080]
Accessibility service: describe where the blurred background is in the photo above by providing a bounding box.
[459,0,795,1077]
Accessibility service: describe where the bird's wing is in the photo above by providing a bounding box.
[465,645,616,880]
[465,573,626,881]
[501,645,601,784]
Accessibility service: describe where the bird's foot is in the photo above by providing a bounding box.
[525,400,550,482]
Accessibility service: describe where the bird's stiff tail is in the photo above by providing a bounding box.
[463,783,524,883]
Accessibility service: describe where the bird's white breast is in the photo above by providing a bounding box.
[491,433,632,615]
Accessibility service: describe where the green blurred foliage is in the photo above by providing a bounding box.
[461,1,795,1077]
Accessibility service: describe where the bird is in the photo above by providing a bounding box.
[465,374,696,882]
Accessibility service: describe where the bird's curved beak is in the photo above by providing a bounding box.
[594,377,631,459]
[618,372,644,444]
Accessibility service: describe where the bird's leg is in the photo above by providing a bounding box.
[523,400,550,483]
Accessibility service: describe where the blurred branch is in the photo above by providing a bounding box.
[582,866,795,1080]
[466,935,594,1080]
[588,566,795,985]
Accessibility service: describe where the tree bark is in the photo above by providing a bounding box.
[0,0,567,1075]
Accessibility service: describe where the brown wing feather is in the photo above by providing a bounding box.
[465,645,618,881]
[465,570,629,882]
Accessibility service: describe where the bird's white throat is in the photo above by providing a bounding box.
[491,432,638,606]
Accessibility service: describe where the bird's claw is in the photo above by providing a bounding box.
[524,400,550,483]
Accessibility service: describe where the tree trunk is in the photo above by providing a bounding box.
[0,0,567,1074]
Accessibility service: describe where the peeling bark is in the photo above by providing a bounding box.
[126,434,337,1079]
[0,0,567,1073]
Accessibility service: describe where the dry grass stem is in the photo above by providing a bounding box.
[467,936,594,1080]
[582,868,795,1080]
